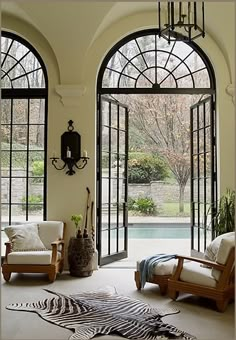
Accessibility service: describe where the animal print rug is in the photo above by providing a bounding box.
[6,287,196,340]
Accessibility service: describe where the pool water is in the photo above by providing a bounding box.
[128,223,191,239]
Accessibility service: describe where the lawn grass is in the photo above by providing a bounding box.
[159,202,190,217]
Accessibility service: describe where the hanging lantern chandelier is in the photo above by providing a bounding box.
[157,1,205,43]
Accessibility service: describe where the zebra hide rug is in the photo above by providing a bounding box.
[6,288,196,340]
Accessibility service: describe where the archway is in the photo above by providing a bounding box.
[96,29,216,265]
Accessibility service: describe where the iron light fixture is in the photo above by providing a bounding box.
[157,1,205,43]
[50,120,89,176]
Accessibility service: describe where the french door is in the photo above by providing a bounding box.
[97,95,129,265]
[190,95,217,255]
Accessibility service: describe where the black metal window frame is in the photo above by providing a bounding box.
[1,31,48,225]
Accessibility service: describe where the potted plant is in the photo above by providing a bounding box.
[213,188,235,237]
[68,213,94,277]
[71,214,83,238]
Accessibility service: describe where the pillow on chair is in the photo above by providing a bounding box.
[4,224,46,252]
[204,232,235,262]
[212,236,235,281]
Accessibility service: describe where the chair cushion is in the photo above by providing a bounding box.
[137,258,177,276]
[4,224,46,252]
[180,261,216,288]
[204,232,235,262]
[212,236,235,281]
[7,250,61,265]
[38,221,64,249]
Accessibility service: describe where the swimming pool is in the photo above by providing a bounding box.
[128,223,191,239]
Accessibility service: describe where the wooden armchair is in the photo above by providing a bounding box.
[2,221,65,283]
[168,237,235,312]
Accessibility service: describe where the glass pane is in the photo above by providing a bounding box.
[11,151,27,174]
[28,178,44,198]
[193,69,210,88]
[111,178,118,203]
[12,76,28,88]
[1,204,9,226]
[1,178,9,203]
[118,227,125,252]
[111,103,118,129]
[137,35,155,52]
[102,101,109,126]
[1,100,11,124]
[119,106,126,130]
[28,206,44,220]
[111,127,117,153]
[11,204,26,221]
[177,75,193,88]
[102,126,109,151]
[28,69,45,88]
[29,99,45,124]
[11,178,26,204]
[1,125,11,145]
[107,51,127,72]
[13,99,28,124]
[29,125,44,150]
[102,178,109,205]
[102,69,119,88]
[12,125,28,145]
[172,63,190,79]
[131,55,147,72]
[119,40,140,59]
[29,151,44,164]
[101,207,109,230]
[102,152,109,174]
[101,230,108,256]
[119,75,136,88]
[119,130,126,154]
[1,151,10,171]
[110,228,117,254]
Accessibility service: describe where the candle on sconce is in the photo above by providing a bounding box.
[83,150,88,158]
[67,147,71,158]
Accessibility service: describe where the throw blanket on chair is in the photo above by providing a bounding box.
[140,253,177,288]
[6,288,196,340]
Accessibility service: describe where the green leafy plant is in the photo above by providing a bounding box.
[71,214,83,238]
[32,160,44,183]
[129,196,156,215]
[213,188,235,237]
[21,194,43,211]
[128,152,169,184]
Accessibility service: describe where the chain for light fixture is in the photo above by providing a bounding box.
[157,1,205,43]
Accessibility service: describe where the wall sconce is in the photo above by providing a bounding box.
[50,120,89,176]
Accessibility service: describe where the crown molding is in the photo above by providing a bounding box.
[55,85,86,107]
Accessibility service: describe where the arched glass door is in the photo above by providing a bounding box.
[97,29,216,265]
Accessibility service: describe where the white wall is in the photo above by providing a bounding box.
[1,3,235,266]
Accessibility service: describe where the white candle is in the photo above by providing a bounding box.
[67,147,71,158]
[83,150,88,158]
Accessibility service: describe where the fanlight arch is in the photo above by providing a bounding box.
[98,29,215,92]
[1,32,47,89]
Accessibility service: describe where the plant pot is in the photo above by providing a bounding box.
[68,237,94,277]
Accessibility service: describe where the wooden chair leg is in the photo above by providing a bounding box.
[134,271,141,290]
[168,288,179,300]
[48,270,57,283]
[216,299,229,313]
[159,283,168,295]
[2,271,11,282]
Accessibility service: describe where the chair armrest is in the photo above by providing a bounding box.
[51,239,65,265]
[51,239,64,246]
[175,255,225,271]
[4,241,12,257]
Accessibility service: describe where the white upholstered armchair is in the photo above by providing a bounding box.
[2,221,65,283]
[168,232,235,312]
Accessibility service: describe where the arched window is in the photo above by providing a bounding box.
[1,31,48,226]
[98,29,215,93]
